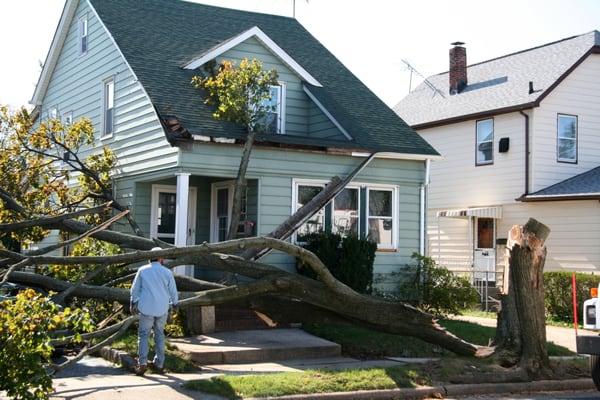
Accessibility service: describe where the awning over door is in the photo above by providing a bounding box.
[437,206,502,219]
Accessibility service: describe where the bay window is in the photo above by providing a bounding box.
[293,180,397,249]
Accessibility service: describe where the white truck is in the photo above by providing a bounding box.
[579,286,600,390]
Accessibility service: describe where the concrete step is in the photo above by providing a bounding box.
[168,328,341,365]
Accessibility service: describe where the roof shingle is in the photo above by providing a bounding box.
[395,31,600,128]
[89,0,438,156]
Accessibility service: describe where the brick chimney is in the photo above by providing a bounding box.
[449,41,467,94]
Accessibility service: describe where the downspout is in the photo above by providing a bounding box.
[519,110,530,196]
[419,159,431,255]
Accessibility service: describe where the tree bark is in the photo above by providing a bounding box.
[498,218,552,378]
[241,153,376,260]
[227,130,257,240]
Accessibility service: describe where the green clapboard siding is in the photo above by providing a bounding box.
[178,142,425,284]
[39,0,178,176]
[216,36,347,141]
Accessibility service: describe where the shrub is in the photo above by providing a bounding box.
[545,271,600,324]
[298,233,377,294]
[399,253,479,317]
[0,289,92,400]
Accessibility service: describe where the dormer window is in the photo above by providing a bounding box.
[258,84,285,134]
[78,16,88,55]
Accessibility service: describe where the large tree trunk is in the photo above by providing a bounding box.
[227,130,256,240]
[496,218,551,378]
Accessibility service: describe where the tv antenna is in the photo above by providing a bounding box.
[401,59,445,98]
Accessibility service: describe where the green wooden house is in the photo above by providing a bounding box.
[31,0,439,291]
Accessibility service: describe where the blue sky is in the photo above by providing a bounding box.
[0,0,599,108]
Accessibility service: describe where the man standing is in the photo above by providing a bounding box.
[130,247,179,375]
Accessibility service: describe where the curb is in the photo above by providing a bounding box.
[248,378,596,400]
[98,346,136,372]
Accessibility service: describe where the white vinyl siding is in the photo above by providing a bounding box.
[531,54,600,191]
[419,112,525,210]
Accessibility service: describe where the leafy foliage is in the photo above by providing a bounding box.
[298,232,376,294]
[0,106,116,245]
[0,289,92,400]
[399,253,479,317]
[191,58,279,132]
[545,271,600,324]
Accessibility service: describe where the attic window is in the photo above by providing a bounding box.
[78,16,88,55]
[257,84,285,134]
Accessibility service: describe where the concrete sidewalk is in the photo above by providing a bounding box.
[453,315,593,352]
[47,354,439,400]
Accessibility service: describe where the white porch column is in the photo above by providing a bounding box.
[174,172,191,276]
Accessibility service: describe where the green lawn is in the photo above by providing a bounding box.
[303,319,573,359]
[184,366,428,399]
[110,332,196,372]
[460,308,582,329]
[184,357,588,399]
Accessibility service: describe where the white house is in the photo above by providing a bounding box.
[395,31,600,286]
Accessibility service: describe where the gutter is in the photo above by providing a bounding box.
[519,193,600,202]
[419,159,431,255]
[519,110,531,196]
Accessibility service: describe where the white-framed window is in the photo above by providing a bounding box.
[292,179,397,249]
[102,78,115,138]
[257,83,285,134]
[476,118,494,165]
[63,111,73,125]
[557,114,577,163]
[49,106,58,120]
[78,16,88,55]
[295,183,326,242]
[332,187,360,237]
[366,187,397,249]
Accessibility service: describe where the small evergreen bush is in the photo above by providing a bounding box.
[298,232,376,294]
[399,253,479,317]
[544,271,600,324]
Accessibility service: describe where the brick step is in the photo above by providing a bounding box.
[169,328,341,365]
[215,306,277,331]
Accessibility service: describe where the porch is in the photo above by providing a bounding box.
[429,206,506,310]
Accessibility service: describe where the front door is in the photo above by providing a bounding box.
[150,185,197,245]
[473,217,495,282]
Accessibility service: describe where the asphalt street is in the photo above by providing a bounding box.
[450,390,600,399]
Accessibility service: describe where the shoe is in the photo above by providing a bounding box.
[149,361,165,374]
[135,364,147,376]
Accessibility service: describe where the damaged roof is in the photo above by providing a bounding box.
[395,31,600,128]
[88,0,439,156]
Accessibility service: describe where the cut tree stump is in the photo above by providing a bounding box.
[495,218,552,379]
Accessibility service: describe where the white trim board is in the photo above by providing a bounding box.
[183,26,322,88]
[149,184,197,244]
[303,85,353,141]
